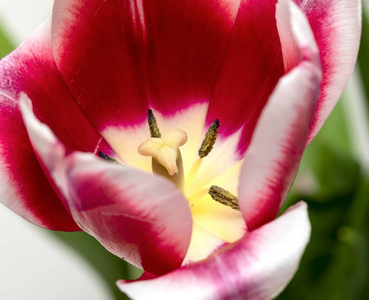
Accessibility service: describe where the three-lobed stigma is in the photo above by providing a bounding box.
[138,128,187,176]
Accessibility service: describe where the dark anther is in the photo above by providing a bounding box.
[148,109,161,138]
[98,151,118,163]
[208,185,239,210]
[198,119,220,158]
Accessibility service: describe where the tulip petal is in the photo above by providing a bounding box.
[238,0,321,231]
[20,95,193,276]
[182,223,227,265]
[51,0,242,175]
[187,0,287,190]
[294,0,362,142]
[0,17,110,231]
[58,154,193,275]
[118,202,310,300]
[204,0,361,155]
[277,0,319,72]
[205,0,285,153]
[52,0,241,128]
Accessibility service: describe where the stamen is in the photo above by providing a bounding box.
[148,109,161,138]
[198,119,220,158]
[98,151,118,163]
[208,185,239,211]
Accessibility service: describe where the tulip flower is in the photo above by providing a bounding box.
[0,0,361,299]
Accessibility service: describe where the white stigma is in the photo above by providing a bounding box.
[138,128,188,176]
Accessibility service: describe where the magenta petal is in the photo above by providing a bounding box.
[118,202,310,300]
[294,0,362,141]
[277,0,319,72]
[238,0,321,231]
[1,17,112,155]
[56,153,193,275]
[0,17,96,231]
[52,0,241,129]
[205,0,284,153]
[20,96,193,275]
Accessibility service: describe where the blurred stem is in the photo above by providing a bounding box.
[306,177,369,300]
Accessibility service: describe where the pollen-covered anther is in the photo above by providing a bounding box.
[198,119,220,158]
[148,109,161,138]
[138,128,188,176]
[208,185,239,211]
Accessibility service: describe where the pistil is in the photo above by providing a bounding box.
[138,110,187,189]
[138,128,187,175]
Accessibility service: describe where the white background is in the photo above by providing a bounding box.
[0,1,112,299]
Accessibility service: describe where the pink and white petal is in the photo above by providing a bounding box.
[0,128,77,231]
[20,96,193,276]
[118,202,311,300]
[55,153,193,276]
[205,0,285,153]
[294,0,362,141]
[0,17,104,231]
[190,0,287,184]
[1,17,112,155]
[18,94,81,218]
[52,0,241,130]
[238,0,321,231]
[277,0,319,72]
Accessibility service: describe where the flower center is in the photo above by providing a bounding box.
[99,108,246,263]
[136,109,239,211]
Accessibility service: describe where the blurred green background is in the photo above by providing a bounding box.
[1,5,369,300]
[278,9,369,300]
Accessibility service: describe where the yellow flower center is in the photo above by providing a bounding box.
[101,108,246,263]
[137,110,239,210]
